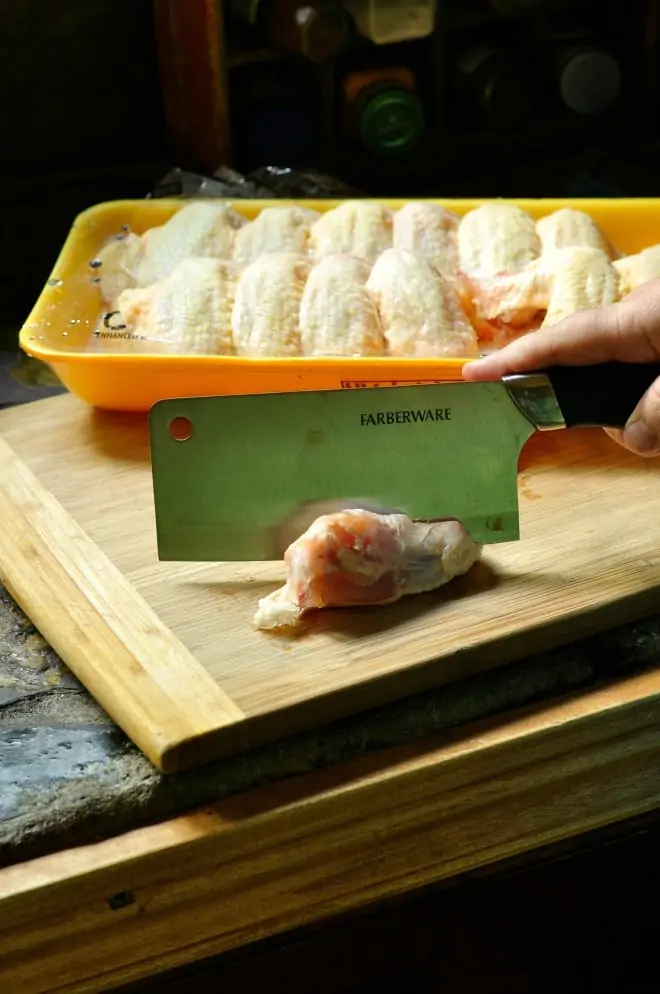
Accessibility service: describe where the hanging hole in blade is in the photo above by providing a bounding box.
[169,416,194,442]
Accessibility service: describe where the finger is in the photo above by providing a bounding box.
[603,427,627,449]
[463,308,616,381]
[463,280,660,382]
[605,426,660,458]
[621,375,660,456]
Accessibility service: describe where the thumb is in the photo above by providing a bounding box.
[618,375,660,456]
[463,277,660,381]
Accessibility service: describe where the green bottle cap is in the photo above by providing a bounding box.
[358,85,425,156]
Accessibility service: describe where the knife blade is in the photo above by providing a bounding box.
[149,361,660,561]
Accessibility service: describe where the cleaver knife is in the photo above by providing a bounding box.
[149,361,660,561]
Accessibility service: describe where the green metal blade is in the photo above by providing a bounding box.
[149,382,535,561]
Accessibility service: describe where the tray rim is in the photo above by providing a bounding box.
[20,194,660,366]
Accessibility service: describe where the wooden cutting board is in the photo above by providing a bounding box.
[1,393,660,773]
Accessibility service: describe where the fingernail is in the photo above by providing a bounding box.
[624,419,660,455]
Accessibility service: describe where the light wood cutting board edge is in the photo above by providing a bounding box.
[0,433,248,772]
[3,397,660,773]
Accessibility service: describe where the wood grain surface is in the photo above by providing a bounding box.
[1,392,660,771]
[2,666,660,994]
[0,433,243,769]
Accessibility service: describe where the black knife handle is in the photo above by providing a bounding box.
[539,362,660,429]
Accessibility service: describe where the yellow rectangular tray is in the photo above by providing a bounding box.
[20,197,660,412]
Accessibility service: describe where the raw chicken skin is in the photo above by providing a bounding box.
[232,252,312,357]
[393,202,460,275]
[300,254,385,356]
[466,246,620,339]
[132,202,246,287]
[254,511,482,630]
[536,208,613,257]
[458,203,541,276]
[114,257,240,354]
[614,245,660,296]
[233,206,320,266]
[542,247,620,326]
[310,202,393,263]
[96,232,144,304]
[366,248,478,357]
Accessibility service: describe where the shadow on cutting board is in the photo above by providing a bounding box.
[89,406,151,462]
[314,561,504,639]
[518,426,657,476]
[197,559,503,641]
[199,542,660,642]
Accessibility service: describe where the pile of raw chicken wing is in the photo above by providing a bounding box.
[98,200,660,359]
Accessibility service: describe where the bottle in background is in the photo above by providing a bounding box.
[232,0,353,62]
[556,44,622,115]
[231,69,320,170]
[342,66,426,156]
[454,44,538,130]
[342,0,436,46]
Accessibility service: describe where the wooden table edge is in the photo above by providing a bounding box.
[2,669,660,993]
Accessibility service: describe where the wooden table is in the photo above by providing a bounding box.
[2,662,660,993]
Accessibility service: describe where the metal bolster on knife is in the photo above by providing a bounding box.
[503,373,567,431]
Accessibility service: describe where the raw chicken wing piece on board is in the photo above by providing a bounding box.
[114,257,240,355]
[310,201,393,263]
[614,245,660,296]
[300,254,385,356]
[457,203,541,277]
[232,206,320,265]
[232,252,312,357]
[366,248,478,357]
[536,207,614,258]
[393,202,460,275]
[254,511,482,630]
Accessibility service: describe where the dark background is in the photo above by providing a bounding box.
[2,0,660,345]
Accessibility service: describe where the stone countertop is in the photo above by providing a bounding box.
[2,352,660,870]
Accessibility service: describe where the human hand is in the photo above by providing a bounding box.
[463,278,660,456]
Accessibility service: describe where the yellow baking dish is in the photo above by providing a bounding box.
[19,197,660,412]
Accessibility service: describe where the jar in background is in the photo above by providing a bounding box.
[556,45,622,115]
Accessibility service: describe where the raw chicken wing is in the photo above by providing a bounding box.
[232,252,312,357]
[310,202,393,263]
[300,254,385,356]
[393,202,460,275]
[458,203,540,277]
[133,201,246,287]
[96,232,143,304]
[114,257,240,354]
[614,245,660,296]
[366,248,478,357]
[254,511,482,630]
[467,246,619,337]
[543,246,620,326]
[536,208,613,257]
[233,206,319,265]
